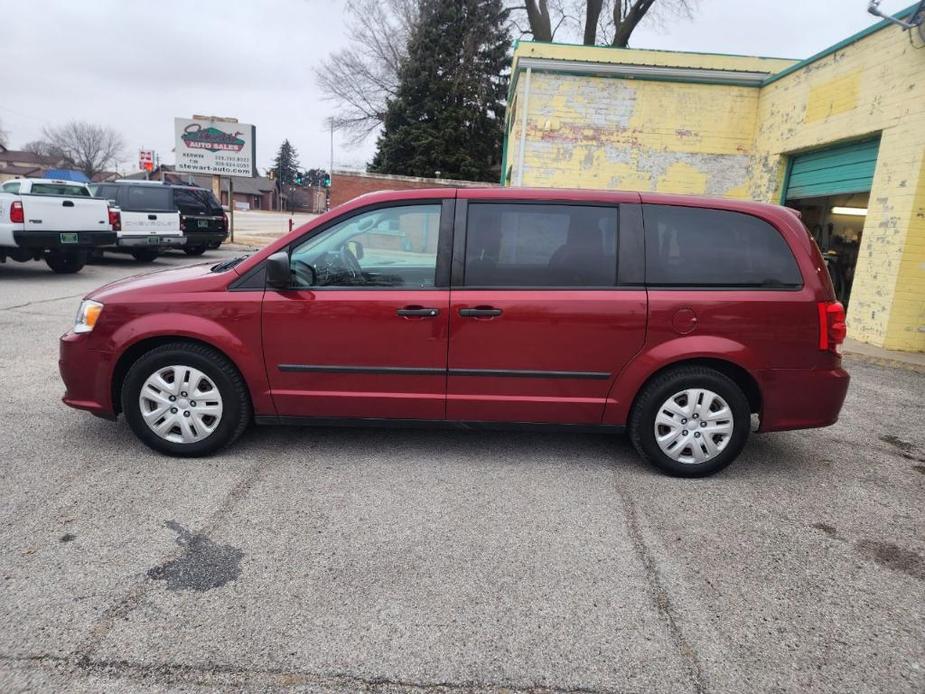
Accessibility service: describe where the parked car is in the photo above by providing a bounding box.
[90,181,227,259]
[59,188,849,476]
[169,184,228,256]
[0,178,118,273]
[89,181,184,262]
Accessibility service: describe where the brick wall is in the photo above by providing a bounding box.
[330,170,494,208]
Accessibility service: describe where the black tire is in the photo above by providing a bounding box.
[628,365,751,477]
[122,342,251,457]
[184,246,207,256]
[45,250,86,274]
[131,248,160,262]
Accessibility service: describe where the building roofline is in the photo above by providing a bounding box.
[514,37,798,63]
[762,2,920,85]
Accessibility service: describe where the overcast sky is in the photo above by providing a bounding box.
[1,0,912,175]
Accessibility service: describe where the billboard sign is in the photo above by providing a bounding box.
[174,117,256,177]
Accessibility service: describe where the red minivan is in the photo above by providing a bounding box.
[59,188,849,476]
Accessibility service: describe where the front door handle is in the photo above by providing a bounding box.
[62,200,74,207]
[459,306,503,318]
[397,306,440,318]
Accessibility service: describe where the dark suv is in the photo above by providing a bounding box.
[169,185,228,256]
[59,188,849,477]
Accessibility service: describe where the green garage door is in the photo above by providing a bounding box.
[784,137,880,200]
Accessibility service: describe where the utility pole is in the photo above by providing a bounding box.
[328,117,334,211]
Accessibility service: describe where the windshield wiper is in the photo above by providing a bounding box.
[210,255,249,272]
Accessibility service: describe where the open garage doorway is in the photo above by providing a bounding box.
[787,193,868,307]
[782,136,880,308]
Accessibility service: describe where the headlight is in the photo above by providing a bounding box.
[74,300,103,334]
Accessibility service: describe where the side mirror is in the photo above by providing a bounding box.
[265,251,290,289]
[345,239,364,260]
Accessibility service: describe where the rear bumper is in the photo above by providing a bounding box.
[757,366,850,432]
[116,234,185,248]
[184,231,227,247]
[59,332,116,419]
[14,230,117,250]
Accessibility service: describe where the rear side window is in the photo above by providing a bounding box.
[124,186,172,211]
[464,203,618,287]
[30,183,91,197]
[173,188,222,215]
[2,181,21,194]
[643,205,802,288]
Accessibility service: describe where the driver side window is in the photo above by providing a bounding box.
[289,204,441,289]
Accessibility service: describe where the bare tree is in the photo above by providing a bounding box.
[38,121,125,178]
[510,0,696,46]
[22,139,66,159]
[0,117,8,148]
[315,0,420,142]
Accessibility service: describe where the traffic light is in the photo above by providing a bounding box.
[294,172,303,185]
[323,173,331,188]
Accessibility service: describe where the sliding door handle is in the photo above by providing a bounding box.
[459,307,502,318]
[397,306,440,318]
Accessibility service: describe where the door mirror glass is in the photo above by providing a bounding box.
[266,251,293,289]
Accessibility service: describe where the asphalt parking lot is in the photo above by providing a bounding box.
[0,250,922,693]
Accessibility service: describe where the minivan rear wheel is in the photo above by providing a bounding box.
[122,343,251,457]
[629,366,750,477]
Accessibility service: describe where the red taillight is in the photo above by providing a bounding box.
[10,200,24,224]
[221,212,228,231]
[108,206,121,232]
[818,301,846,352]
[180,216,187,232]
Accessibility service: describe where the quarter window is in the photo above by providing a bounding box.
[290,204,441,288]
[464,203,618,287]
[643,205,802,288]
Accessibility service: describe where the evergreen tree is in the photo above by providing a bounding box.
[369,0,510,182]
[272,140,301,184]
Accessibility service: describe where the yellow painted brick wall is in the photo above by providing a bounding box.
[511,72,761,197]
[751,23,925,351]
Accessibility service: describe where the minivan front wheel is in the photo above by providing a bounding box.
[122,343,250,457]
[629,366,751,477]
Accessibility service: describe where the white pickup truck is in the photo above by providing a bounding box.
[89,181,184,261]
[0,178,118,273]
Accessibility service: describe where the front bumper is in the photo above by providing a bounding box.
[116,234,185,248]
[59,332,117,419]
[14,230,117,250]
[757,366,850,432]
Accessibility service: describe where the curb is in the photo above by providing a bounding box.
[842,350,925,374]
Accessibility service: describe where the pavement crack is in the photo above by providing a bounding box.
[0,292,86,312]
[0,653,622,693]
[614,481,708,694]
